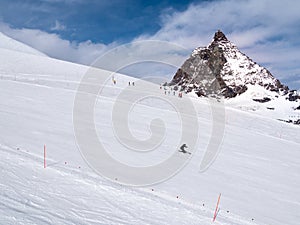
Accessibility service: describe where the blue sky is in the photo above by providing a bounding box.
[0,0,299,89]
[0,0,200,43]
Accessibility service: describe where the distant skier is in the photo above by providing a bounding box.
[179,144,191,154]
[132,82,135,86]
[129,81,131,86]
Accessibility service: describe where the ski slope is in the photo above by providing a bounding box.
[0,36,300,225]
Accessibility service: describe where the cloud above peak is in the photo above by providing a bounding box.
[149,0,300,47]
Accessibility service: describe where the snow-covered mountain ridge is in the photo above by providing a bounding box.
[169,30,300,124]
[170,30,293,97]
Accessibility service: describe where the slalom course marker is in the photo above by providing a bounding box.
[213,193,221,222]
[44,144,46,168]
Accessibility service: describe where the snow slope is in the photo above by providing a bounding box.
[0,32,46,57]
[0,43,300,225]
[225,85,300,121]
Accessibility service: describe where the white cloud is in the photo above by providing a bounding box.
[147,0,300,47]
[0,22,116,65]
[50,20,66,31]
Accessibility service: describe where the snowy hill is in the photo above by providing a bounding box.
[0,32,46,57]
[0,36,300,225]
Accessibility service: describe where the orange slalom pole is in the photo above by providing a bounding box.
[213,193,221,222]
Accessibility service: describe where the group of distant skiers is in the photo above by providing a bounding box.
[160,86,183,98]
[111,76,135,87]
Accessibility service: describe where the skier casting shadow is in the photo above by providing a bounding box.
[179,144,191,154]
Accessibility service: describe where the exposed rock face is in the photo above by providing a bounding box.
[170,42,229,97]
[169,30,289,98]
[279,118,300,125]
[253,97,271,103]
[287,90,300,101]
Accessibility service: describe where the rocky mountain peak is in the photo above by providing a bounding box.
[213,30,228,42]
[169,30,290,99]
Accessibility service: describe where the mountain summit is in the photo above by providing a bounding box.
[213,30,228,42]
[169,30,289,98]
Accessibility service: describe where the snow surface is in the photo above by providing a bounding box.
[0,37,300,225]
[225,85,300,121]
[0,32,46,57]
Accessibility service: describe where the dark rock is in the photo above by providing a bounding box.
[287,90,300,101]
[233,85,248,95]
[222,86,237,98]
[169,33,228,96]
[278,118,300,125]
[213,30,228,42]
[196,89,207,97]
[253,97,271,103]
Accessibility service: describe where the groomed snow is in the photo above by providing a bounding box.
[0,38,300,225]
